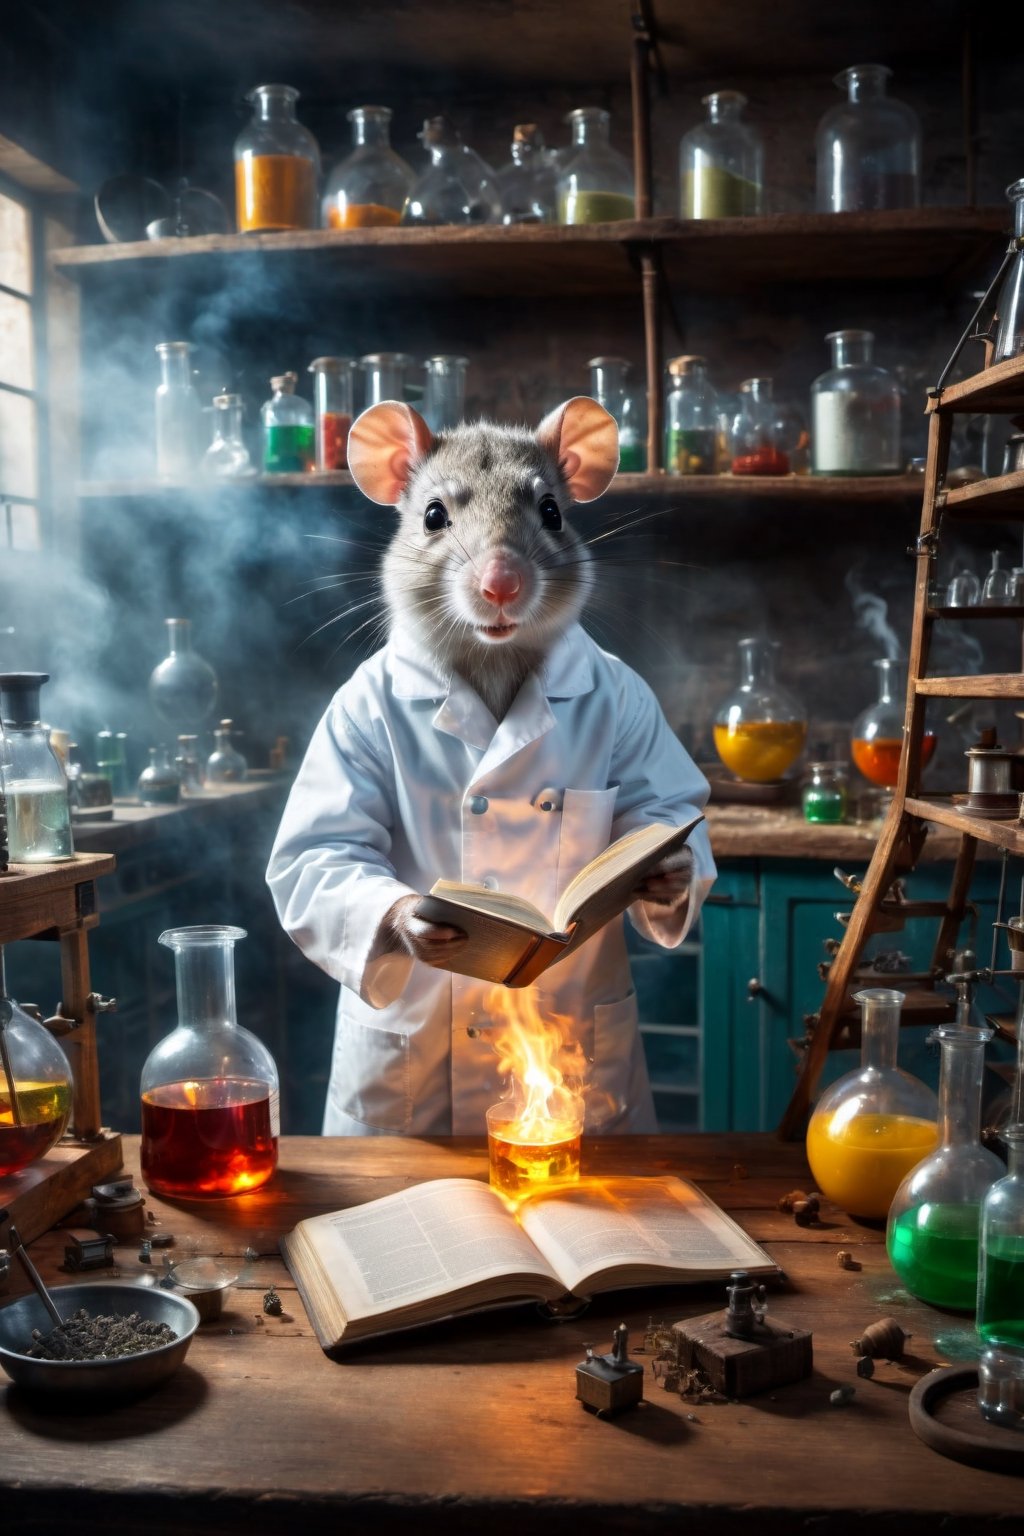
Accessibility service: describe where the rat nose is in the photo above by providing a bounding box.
[480,557,523,606]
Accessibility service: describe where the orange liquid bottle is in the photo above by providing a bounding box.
[234,84,319,234]
[851,658,937,788]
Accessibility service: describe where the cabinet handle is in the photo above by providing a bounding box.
[747,977,765,1002]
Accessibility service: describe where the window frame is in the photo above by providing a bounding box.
[0,166,49,549]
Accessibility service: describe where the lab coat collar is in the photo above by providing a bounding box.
[387,623,595,703]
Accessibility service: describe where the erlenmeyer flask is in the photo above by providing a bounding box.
[713,638,807,782]
[981,550,1013,607]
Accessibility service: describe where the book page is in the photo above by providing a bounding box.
[424,882,553,932]
[553,817,702,934]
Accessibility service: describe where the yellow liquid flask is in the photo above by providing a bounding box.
[0,950,73,1179]
[713,637,807,783]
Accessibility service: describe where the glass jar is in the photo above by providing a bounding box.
[154,341,200,481]
[713,638,807,783]
[0,961,73,1176]
[851,658,936,789]
[664,355,718,475]
[234,83,319,233]
[558,107,635,225]
[887,1023,1003,1310]
[308,358,355,471]
[801,762,848,824]
[137,746,181,806]
[140,926,279,1199]
[360,352,415,409]
[202,394,252,479]
[811,330,901,476]
[816,64,921,213]
[402,117,502,226]
[0,673,73,862]
[206,720,248,785]
[730,378,789,475]
[261,372,314,473]
[422,356,469,432]
[679,91,763,219]
[806,988,938,1218]
[498,124,557,224]
[148,618,218,734]
[993,180,1024,365]
[95,729,129,799]
[588,357,644,472]
[322,105,413,230]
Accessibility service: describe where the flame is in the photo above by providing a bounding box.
[487,985,585,1144]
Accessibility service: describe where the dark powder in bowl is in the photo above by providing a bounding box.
[26,1308,178,1360]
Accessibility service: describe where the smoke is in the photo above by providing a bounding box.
[845,567,902,661]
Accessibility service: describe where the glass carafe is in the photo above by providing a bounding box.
[713,638,807,783]
[234,83,319,233]
[148,618,219,734]
[730,378,789,475]
[977,1001,1024,1426]
[679,91,763,218]
[993,180,1024,365]
[360,352,415,409]
[887,1023,1003,1309]
[155,341,200,481]
[0,951,73,1175]
[261,372,314,473]
[422,356,469,432]
[498,124,557,224]
[815,64,921,213]
[140,926,279,1199]
[665,355,718,475]
[402,117,502,225]
[137,746,181,806]
[811,330,901,476]
[588,357,644,472]
[202,394,252,479]
[206,720,248,784]
[558,107,635,225]
[322,105,413,230]
[308,358,354,471]
[806,989,938,1219]
[851,658,936,789]
[0,673,73,862]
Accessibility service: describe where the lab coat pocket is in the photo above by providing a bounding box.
[329,1015,412,1133]
[557,786,619,892]
[587,990,640,1132]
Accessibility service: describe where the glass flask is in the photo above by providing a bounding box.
[137,746,181,806]
[811,330,901,476]
[140,926,279,1199]
[206,720,248,785]
[806,989,938,1218]
[851,658,937,789]
[175,735,203,796]
[261,372,314,473]
[992,180,1024,365]
[558,107,635,225]
[730,378,789,475]
[360,352,415,409]
[801,762,848,825]
[588,356,644,472]
[422,356,469,432]
[498,124,557,224]
[308,358,354,471]
[976,1004,1024,1427]
[0,955,73,1176]
[234,83,319,233]
[402,116,502,226]
[664,355,718,475]
[713,638,807,783]
[95,729,130,799]
[202,394,252,479]
[815,64,921,213]
[679,91,763,219]
[945,567,981,608]
[148,618,219,734]
[887,1023,1003,1309]
[154,341,200,481]
[981,550,1013,607]
[322,105,413,230]
[0,673,73,862]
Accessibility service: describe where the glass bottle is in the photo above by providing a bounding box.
[713,638,807,783]
[360,352,415,409]
[730,378,789,475]
[261,372,314,473]
[811,330,901,476]
[801,762,848,825]
[234,83,319,233]
[887,1023,1003,1309]
[154,341,200,481]
[422,356,469,432]
[140,926,279,1199]
[137,746,181,806]
[206,720,248,785]
[175,735,203,796]
[558,107,635,225]
[402,116,502,226]
[945,567,981,608]
[322,105,413,230]
[148,618,219,734]
[0,950,73,1176]
[308,358,355,471]
[806,988,938,1218]
[981,550,1013,607]
[679,91,763,219]
[588,357,644,473]
[0,673,73,862]
[816,64,921,213]
[95,729,129,799]
[664,355,718,475]
[498,124,557,224]
[202,394,253,479]
[993,180,1024,365]
[851,658,937,789]
[976,996,1024,1426]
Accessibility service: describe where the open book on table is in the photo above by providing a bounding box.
[413,813,705,987]
[280,1174,776,1352]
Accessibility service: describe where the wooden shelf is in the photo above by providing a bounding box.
[928,605,1024,619]
[905,796,1024,854]
[916,672,1024,696]
[931,352,1024,415]
[941,469,1024,519]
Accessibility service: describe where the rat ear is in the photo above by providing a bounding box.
[536,396,620,503]
[347,401,434,506]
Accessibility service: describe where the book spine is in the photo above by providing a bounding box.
[503,933,569,988]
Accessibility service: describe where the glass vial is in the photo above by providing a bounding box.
[679,91,763,218]
[665,355,718,475]
[558,108,635,225]
[816,64,921,213]
[360,352,415,409]
[730,378,789,474]
[422,356,469,432]
[993,180,1024,365]
[137,746,181,806]
[498,124,557,224]
[0,674,73,862]
[261,372,314,473]
[811,330,901,475]
[851,658,936,789]
[155,341,199,481]
[235,83,320,233]
[202,394,252,479]
[588,357,644,472]
[148,618,219,734]
[308,358,355,471]
[206,720,248,784]
[402,117,502,226]
[322,105,413,230]
[95,729,130,799]
[801,762,848,824]
[713,638,807,783]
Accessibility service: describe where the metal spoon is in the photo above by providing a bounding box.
[4,1219,64,1330]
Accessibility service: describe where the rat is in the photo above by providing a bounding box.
[267,396,716,1136]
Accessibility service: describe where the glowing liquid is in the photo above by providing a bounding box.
[0,1080,72,1176]
[806,1111,938,1218]
[326,202,401,229]
[6,783,73,861]
[488,1129,581,1199]
[713,720,807,782]
[978,1237,1024,1347]
[236,154,316,232]
[851,731,937,788]
[887,1202,981,1310]
[141,1078,278,1199]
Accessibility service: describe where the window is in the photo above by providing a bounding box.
[0,177,44,550]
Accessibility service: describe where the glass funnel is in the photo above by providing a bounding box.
[402,117,502,225]
[322,105,413,230]
[679,90,763,219]
[588,356,644,472]
[0,950,73,1176]
[713,638,807,783]
[806,989,938,1219]
[851,658,936,789]
[810,330,901,476]
[148,619,218,735]
[976,998,1024,1426]
[993,180,1024,365]
[140,926,279,1199]
[815,64,921,213]
[558,107,635,225]
[234,83,319,233]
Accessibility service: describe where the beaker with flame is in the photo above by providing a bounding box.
[485,988,586,1200]
[850,658,936,789]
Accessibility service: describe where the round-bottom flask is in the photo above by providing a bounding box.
[851,658,937,789]
[713,637,807,783]
[0,960,73,1176]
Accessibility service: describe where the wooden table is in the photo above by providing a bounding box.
[3,1135,1022,1533]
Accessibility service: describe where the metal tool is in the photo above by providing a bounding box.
[6,1220,64,1330]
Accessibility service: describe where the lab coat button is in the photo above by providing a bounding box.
[469,795,489,814]
[534,787,562,812]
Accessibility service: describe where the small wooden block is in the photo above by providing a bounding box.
[672,1311,813,1399]
[576,1355,644,1415]
[0,1132,123,1245]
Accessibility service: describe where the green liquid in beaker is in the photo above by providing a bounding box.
[978,1236,1024,1347]
[264,423,314,474]
[887,1202,981,1310]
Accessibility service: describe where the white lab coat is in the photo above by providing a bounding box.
[267,622,716,1136]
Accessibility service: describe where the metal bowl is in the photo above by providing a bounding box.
[0,1281,200,1400]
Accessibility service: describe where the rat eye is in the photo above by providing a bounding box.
[423,500,449,533]
[539,496,562,532]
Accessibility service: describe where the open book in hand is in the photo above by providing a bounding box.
[280,1174,776,1353]
[413,813,705,987]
